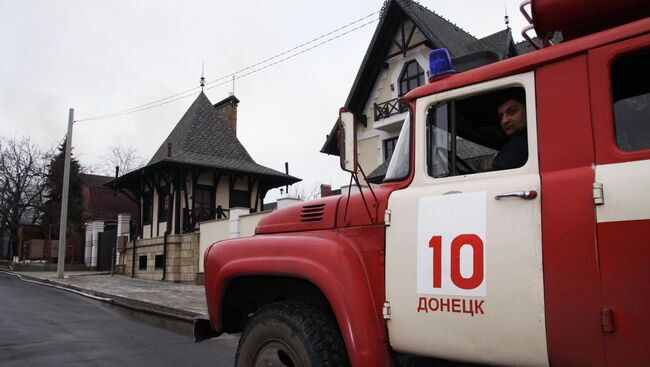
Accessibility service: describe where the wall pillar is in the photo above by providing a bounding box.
[116,214,131,265]
[277,196,302,209]
[84,221,104,268]
[90,221,104,268]
[228,207,250,239]
[84,226,92,265]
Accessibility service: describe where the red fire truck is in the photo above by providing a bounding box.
[196,0,650,365]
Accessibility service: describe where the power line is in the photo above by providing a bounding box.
[206,17,379,91]
[203,11,379,88]
[75,87,200,122]
[76,11,379,123]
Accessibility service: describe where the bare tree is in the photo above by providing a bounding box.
[0,136,49,259]
[289,182,322,201]
[97,145,146,176]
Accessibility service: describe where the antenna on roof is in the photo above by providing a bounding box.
[504,1,510,28]
[200,60,205,91]
[230,75,235,97]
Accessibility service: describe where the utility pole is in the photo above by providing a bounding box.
[57,108,74,279]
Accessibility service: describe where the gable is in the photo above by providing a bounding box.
[385,18,429,59]
[321,0,517,156]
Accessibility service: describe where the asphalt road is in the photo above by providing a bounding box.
[0,272,238,367]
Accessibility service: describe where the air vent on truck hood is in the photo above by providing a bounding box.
[300,203,325,222]
[256,196,340,234]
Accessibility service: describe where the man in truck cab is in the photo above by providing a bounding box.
[492,88,528,170]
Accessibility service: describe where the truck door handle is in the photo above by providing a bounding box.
[494,190,538,200]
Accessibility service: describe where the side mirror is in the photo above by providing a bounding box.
[338,108,357,173]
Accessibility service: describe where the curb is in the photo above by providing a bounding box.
[0,269,199,323]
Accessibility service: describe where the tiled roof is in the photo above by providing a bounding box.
[149,92,254,166]
[398,0,477,57]
[514,32,564,55]
[115,92,299,187]
[466,29,513,56]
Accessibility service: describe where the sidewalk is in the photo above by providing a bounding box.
[0,268,207,322]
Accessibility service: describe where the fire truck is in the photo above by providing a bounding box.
[196,0,650,365]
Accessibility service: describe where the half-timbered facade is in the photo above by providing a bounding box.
[321,0,519,182]
[110,92,299,282]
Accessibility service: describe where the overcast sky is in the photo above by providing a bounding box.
[0,0,528,202]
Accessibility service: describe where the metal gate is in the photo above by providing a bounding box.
[97,229,117,271]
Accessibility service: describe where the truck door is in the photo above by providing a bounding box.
[589,34,650,365]
[385,72,548,366]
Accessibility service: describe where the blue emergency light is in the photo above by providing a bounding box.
[428,48,455,80]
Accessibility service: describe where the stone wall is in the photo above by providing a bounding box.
[123,233,199,282]
[175,233,200,283]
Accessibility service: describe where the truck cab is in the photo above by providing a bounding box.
[197,1,650,366]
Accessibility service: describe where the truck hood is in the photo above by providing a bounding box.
[256,185,396,234]
[256,195,341,234]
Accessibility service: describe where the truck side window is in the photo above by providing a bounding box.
[426,87,527,178]
[429,102,451,177]
[384,113,412,181]
[611,50,650,152]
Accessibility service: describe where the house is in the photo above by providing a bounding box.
[320,184,342,197]
[80,173,138,271]
[109,92,300,282]
[320,0,520,182]
[80,174,138,223]
[10,174,135,270]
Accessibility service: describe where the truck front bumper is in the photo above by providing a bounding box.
[193,314,222,343]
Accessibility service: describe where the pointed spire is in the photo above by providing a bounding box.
[200,60,205,91]
[504,1,510,29]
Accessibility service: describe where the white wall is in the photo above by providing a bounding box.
[197,210,270,273]
[198,218,229,272]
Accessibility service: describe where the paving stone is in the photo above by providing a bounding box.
[11,271,208,317]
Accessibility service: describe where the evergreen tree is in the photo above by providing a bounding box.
[40,140,83,240]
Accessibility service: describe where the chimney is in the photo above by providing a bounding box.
[214,95,239,136]
[320,184,332,198]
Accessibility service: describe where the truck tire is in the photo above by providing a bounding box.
[235,301,349,367]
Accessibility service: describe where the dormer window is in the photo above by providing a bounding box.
[399,60,425,96]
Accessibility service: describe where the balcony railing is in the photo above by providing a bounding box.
[374,97,409,121]
[183,206,230,232]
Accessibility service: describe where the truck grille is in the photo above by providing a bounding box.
[300,203,325,222]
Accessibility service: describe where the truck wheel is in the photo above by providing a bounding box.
[235,301,349,367]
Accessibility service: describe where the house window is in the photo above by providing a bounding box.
[142,192,152,225]
[611,49,650,152]
[383,137,398,161]
[194,185,214,222]
[138,255,147,270]
[230,189,249,208]
[399,60,425,96]
[154,255,165,269]
[158,187,169,222]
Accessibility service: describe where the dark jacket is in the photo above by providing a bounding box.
[492,132,528,170]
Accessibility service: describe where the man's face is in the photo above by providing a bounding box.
[497,98,527,137]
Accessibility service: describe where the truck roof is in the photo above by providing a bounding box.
[404,16,650,102]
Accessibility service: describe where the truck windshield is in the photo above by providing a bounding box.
[384,113,411,181]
